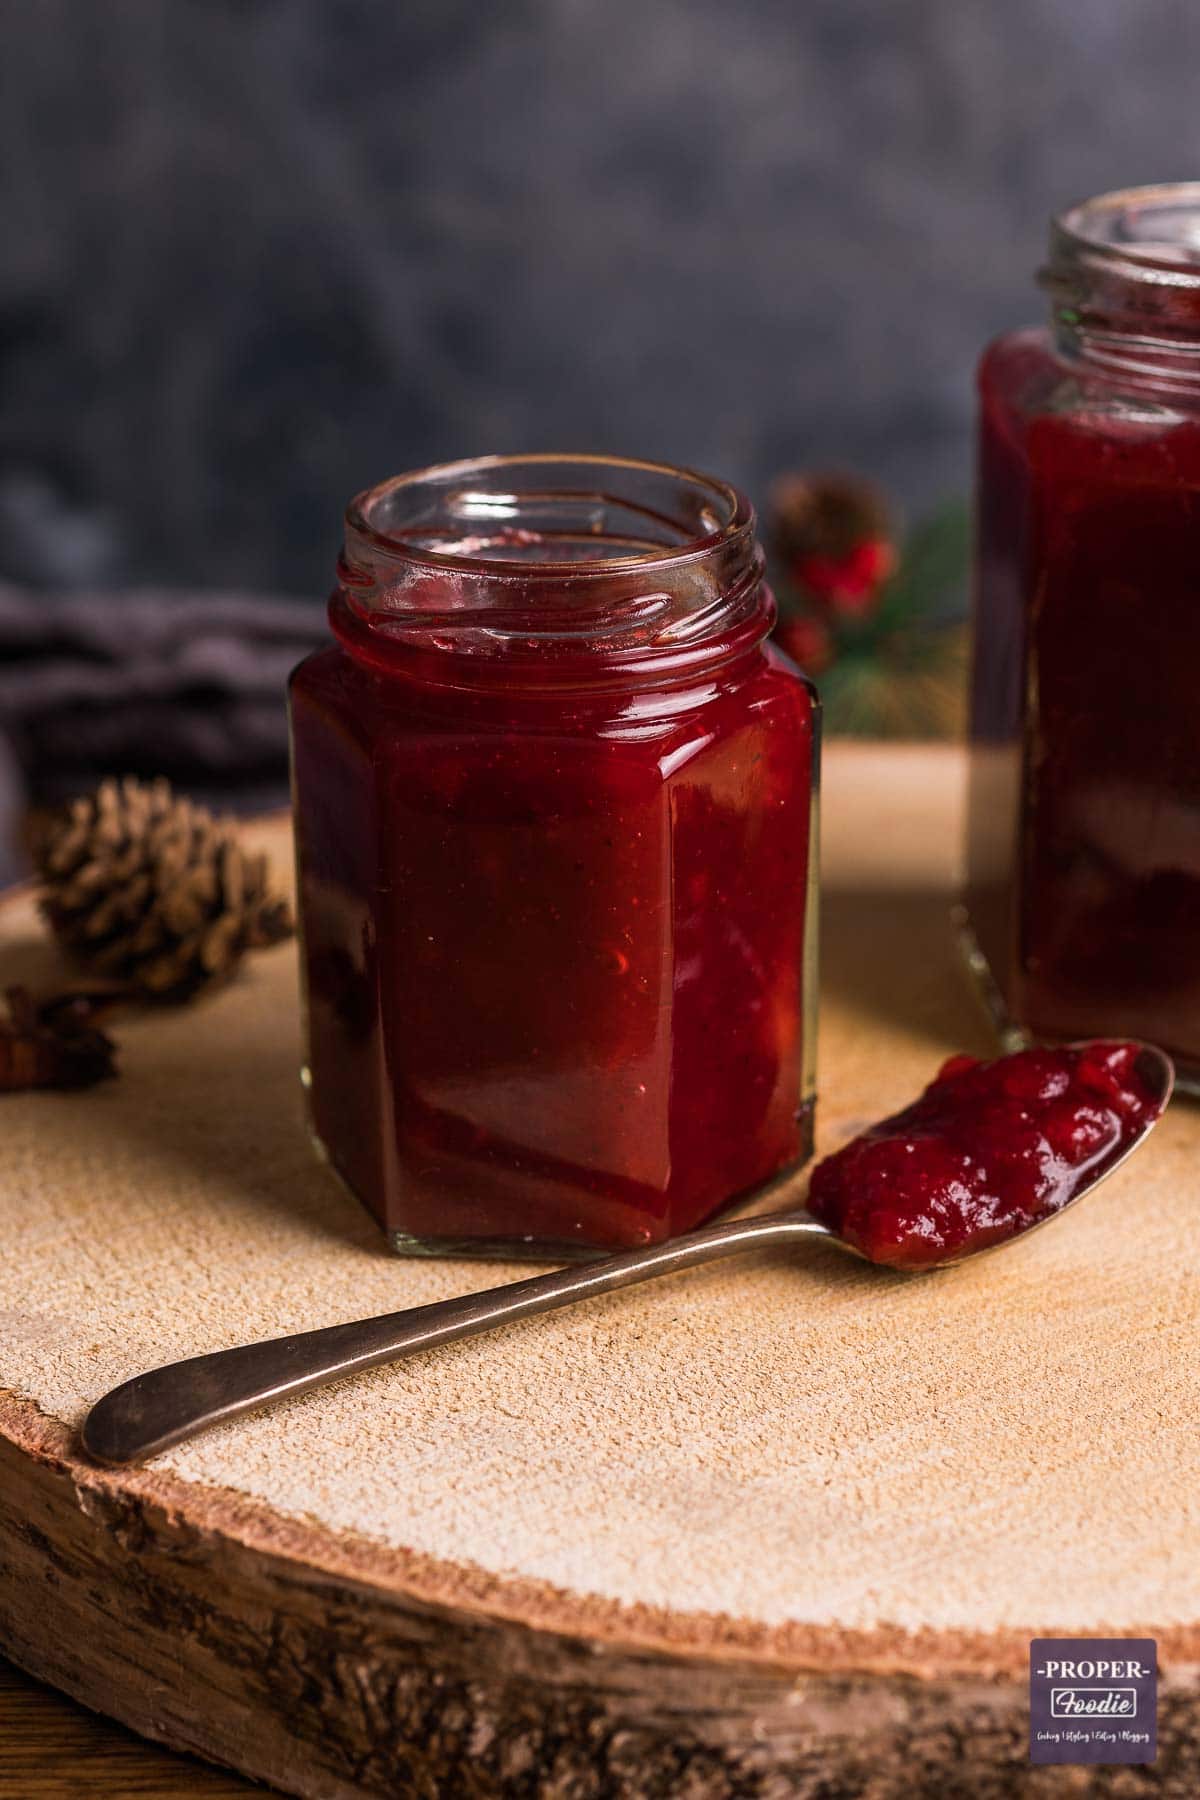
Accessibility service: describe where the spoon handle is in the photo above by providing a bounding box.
[82,1197,830,1466]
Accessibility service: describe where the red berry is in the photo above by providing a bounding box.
[792,536,897,619]
[773,614,834,675]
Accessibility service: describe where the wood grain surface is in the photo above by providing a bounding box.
[0,743,1197,1799]
[0,1657,257,1797]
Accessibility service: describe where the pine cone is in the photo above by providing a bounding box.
[769,470,892,565]
[36,777,294,1002]
[0,986,118,1090]
[768,470,896,620]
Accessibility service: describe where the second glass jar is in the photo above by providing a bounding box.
[290,455,819,1256]
[965,184,1200,1088]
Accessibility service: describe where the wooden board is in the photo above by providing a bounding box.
[0,1656,255,1798]
[0,743,1197,1799]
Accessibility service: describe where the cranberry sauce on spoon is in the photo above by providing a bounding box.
[807,1042,1167,1271]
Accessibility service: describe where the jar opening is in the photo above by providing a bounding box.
[1042,184,1200,387]
[346,454,752,577]
[335,455,768,692]
[1054,184,1200,280]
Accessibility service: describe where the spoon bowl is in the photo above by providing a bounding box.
[82,1040,1175,1467]
[931,1039,1175,1267]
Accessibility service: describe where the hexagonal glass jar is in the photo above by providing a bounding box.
[964,185,1200,1088]
[289,455,819,1257]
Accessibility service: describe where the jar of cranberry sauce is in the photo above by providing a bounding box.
[289,455,819,1256]
[964,184,1200,1089]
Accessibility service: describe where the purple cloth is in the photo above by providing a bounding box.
[0,584,327,882]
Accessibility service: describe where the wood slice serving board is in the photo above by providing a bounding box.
[0,743,1197,1800]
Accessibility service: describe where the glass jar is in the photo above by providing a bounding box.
[289,455,819,1257]
[963,184,1200,1087]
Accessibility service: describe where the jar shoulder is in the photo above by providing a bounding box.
[289,642,814,756]
[979,324,1200,434]
[288,643,357,707]
[979,326,1081,424]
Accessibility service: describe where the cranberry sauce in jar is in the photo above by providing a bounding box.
[289,456,819,1256]
[964,185,1200,1086]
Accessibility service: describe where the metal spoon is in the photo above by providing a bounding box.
[81,1043,1174,1467]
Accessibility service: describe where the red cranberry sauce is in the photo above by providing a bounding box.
[807,1042,1162,1270]
[966,330,1200,1075]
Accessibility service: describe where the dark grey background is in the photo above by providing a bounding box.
[2,0,1197,598]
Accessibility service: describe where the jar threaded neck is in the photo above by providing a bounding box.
[1042,183,1200,390]
[335,454,770,691]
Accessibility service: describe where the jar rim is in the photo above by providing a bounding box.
[1050,183,1200,288]
[344,452,756,581]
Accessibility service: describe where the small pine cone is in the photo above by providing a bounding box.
[768,472,898,624]
[0,986,117,1090]
[768,470,892,566]
[36,777,294,1002]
